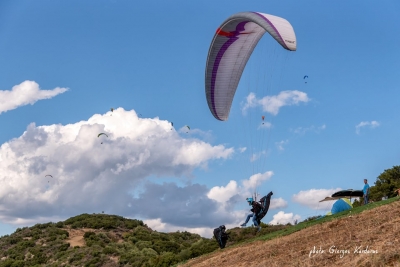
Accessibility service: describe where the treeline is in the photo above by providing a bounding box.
[63,213,144,230]
[369,165,400,200]
[353,165,400,207]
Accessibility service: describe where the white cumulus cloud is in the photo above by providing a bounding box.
[0,108,234,225]
[270,198,288,209]
[269,211,301,225]
[207,180,239,203]
[0,81,68,114]
[292,188,342,210]
[242,90,310,115]
[242,171,273,192]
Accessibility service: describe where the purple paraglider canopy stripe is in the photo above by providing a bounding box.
[205,11,296,121]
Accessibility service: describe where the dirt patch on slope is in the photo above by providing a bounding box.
[64,228,91,247]
[180,200,400,267]
[63,226,129,247]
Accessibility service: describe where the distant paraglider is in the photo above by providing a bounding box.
[45,174,53,183]
[185,125,190,133]
[110,108,114,116]
[304,75,309,83]
[261,115,265,125]
[98,133,108,144]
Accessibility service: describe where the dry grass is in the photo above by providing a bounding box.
[180,199,400,267]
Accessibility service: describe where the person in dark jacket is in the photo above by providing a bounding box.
[213,225,229,249]
[240,197,263,231]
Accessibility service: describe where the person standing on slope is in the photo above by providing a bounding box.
[363,179,370,205]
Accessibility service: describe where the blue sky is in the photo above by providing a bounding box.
[0,0,399,237]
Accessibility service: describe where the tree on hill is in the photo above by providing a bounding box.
[369,165,400,201]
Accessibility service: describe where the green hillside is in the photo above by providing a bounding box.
[0,214,218,267]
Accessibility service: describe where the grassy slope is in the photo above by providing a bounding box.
[178,197,400,267]
[0,198,398,266]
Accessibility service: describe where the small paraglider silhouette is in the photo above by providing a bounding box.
[110,108,114,116]
[45,174,53,183]
[185,125,190,133]
[170,122,174,130]
[262,115,265,125]
[98,133,108,144]
[304,75,309,83]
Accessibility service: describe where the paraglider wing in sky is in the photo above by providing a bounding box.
[97,133,108,138]
[45,174,53,183]
[97,133,108,144]
[205,12,297,121]
[256,191,273,223]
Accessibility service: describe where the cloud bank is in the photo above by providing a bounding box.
[0,108,234,228]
